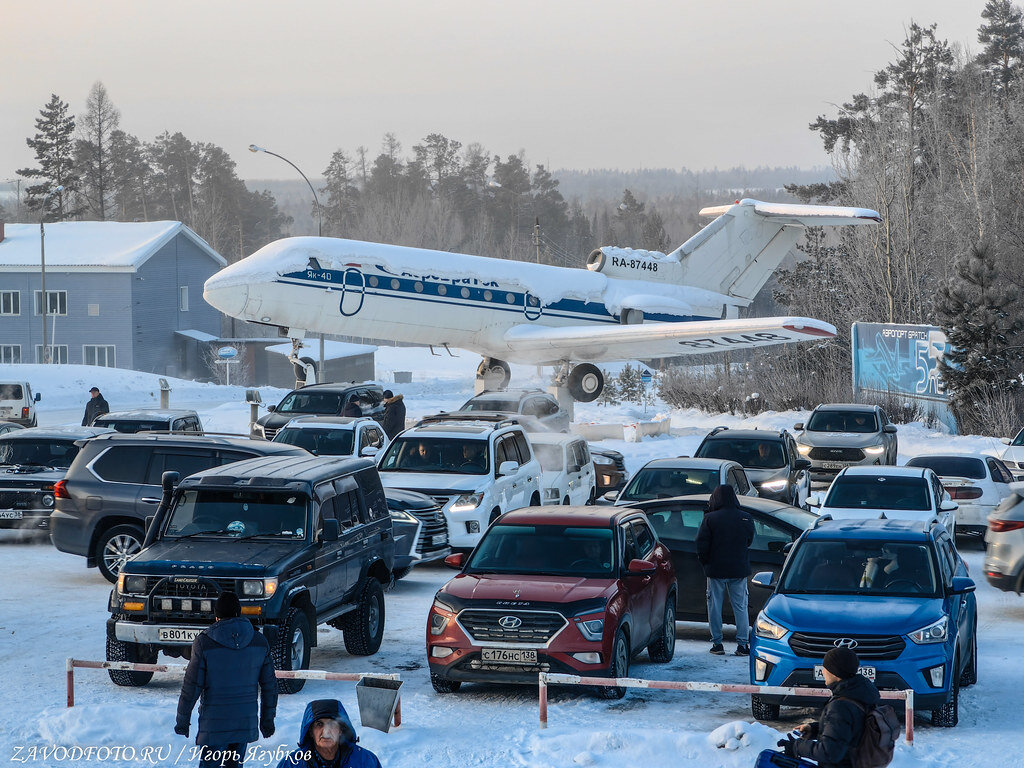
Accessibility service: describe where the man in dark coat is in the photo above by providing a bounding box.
[779,646,881,768]
[341,397,362,418]
[276,699,381,768]
[696,484,755,656]
[176,592,278,768]
[381,390,406,439]
[82,387,109,426]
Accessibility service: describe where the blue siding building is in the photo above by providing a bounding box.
[0,221,226,376]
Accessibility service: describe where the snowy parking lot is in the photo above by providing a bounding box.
[1,354,1022,767]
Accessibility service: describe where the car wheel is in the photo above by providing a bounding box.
[960,629,978,687]
[431,673,461,694]
[96,524,145,583]
[392,566,412,581]
[272,607,311,694]
[596,629,629,700]
[931,655,960,727]
[342,578,386,656]
[489,508,502,525]
[562,496,570,506]
[751,695,780,721]
[648,596,676,663]
[105,620,156,687]
[530,492,541,507]
[586,489,596,506]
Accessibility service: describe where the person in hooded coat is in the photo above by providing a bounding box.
[779,646,881,768]
[696,484,756,656]
[82,387,109,426]
[381,390,406,439]
[276,699,381,768]
[175,592,278,768]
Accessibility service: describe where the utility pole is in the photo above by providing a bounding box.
[533,218,541,263]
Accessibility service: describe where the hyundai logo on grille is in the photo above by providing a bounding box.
[834,638,859,649]
[830,449,843,454]
[498,616,523,629]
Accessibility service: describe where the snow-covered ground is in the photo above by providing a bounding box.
[0,356,1019,767]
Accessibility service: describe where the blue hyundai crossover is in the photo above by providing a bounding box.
[749,518,977,727]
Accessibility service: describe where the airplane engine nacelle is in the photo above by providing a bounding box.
[585,246,684,284]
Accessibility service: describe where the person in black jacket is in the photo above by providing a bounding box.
[341,397,362,418]
[175,592,278,768]
[779,646,880,768]
[381,390,406,439]
[696,484,755,656]
[82,387,109,426]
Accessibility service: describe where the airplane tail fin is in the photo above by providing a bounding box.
[666,199,880,303]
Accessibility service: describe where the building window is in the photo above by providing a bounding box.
[35,345,68,364]
[179,286,189,312]
[0,345,20,364]
[83,345,116,367]
[34,290,67,316]
[0,291,20,316]
[87,303,100,316]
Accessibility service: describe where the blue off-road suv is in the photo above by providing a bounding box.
[749,518,977,727]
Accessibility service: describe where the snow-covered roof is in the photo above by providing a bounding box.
[0,221,226,272]
[265,340,377,361]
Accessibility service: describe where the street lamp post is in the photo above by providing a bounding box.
[40,185,64,364]
[248,144,325,378]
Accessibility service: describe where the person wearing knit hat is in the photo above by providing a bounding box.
[777,646,881,768]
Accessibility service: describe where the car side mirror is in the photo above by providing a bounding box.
[1001,437,1012,445]
[603,490,619,502]
[444,552,465,570]
[950,576,976,594]
[767,540,787,553]
[883,424,897,434]
[267,404,277,413]
[940,499,958,512]
[626,558,656,576]
[793,422,804,431]
[751,571,777,588]
[498,460,519,477]
[795,459,811,471]
[360,446,379,458]
[321,518,340,542]
[34,393,41,402]
[806,494,822,508]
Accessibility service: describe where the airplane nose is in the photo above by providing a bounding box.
[203,274,249,318]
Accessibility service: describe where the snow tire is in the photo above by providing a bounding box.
[272,607,311,694]
[341,578,386,656]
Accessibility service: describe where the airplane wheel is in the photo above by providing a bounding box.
[478,358,511,391]
[292,357,317,384]
[567,364,603,402]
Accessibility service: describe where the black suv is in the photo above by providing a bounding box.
[694,427,811,505]
[0,426,110,532]
[254,383,386,439]
[51,434,307,581]
[107,455,394,693]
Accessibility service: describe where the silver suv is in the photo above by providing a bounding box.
[794,403,897,486]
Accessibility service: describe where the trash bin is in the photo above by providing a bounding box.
[355,676,403,733]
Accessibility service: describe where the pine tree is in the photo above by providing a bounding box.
[936,242,1024,428]
[17,94,83,219]
[321,149,360,235]
[615,189,645,245]
[75,81,121,220]
[617,364,643,404]
[978,0,1024,92]
[108,130,151,221]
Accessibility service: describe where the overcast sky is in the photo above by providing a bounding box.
[2,1,987,183]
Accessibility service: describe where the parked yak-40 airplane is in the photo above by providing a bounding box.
[204,199,880,402]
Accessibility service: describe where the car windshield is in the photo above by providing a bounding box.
[95,419,168,433]
[780,539,940,597]
[697,438,787,469]
[0,438,79,468]
[620,468,721,501]
[825,476,931,511]
[806,411,879,433]
[905,456,985,480]
[276,392,343,415]
[0,384,24,400]
[1012,429,1024,447]
[467,524,614,576]
[461,398,519,413]
[533,444,564,472]
[274,427,355,456]
[379,437,490,475]
[164,489,308,539]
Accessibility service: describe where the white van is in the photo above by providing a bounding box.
[528,432,596,506]
[0,382,39,427]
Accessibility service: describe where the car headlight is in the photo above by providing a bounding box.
[577,616,605,641]
[796,444,812,456]
[759,479,789,492]
[863,445,886,455]
[754,612,788,640]
[450,493,483,512]
[390,508,418,524]
[430,597,457,635]
[909,616,948,645]
[118,574,147,594]
[241,578,278,597]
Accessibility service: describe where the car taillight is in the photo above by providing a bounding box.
[54,480,70,499]
[989,519,1024,533]
[945,486,983,500]
[21,406,29,418]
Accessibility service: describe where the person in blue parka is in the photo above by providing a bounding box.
[276,699,381,768]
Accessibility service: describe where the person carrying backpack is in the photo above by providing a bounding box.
[776,646,897,768]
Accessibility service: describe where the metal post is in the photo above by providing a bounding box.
[905,689,914,746]
[40,217,48,363]
[538,673,548,729]
[66,658,74,707]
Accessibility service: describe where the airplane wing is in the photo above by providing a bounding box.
[500,316,836,365]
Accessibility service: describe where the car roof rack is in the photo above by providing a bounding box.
[811,513,833,528]
[709,426,729,436]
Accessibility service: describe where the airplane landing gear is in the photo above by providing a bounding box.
[476,358,511,393]
[566,364,604,402]
[288,337,317,387]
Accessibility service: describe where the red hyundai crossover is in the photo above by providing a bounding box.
[426,507,677,698]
